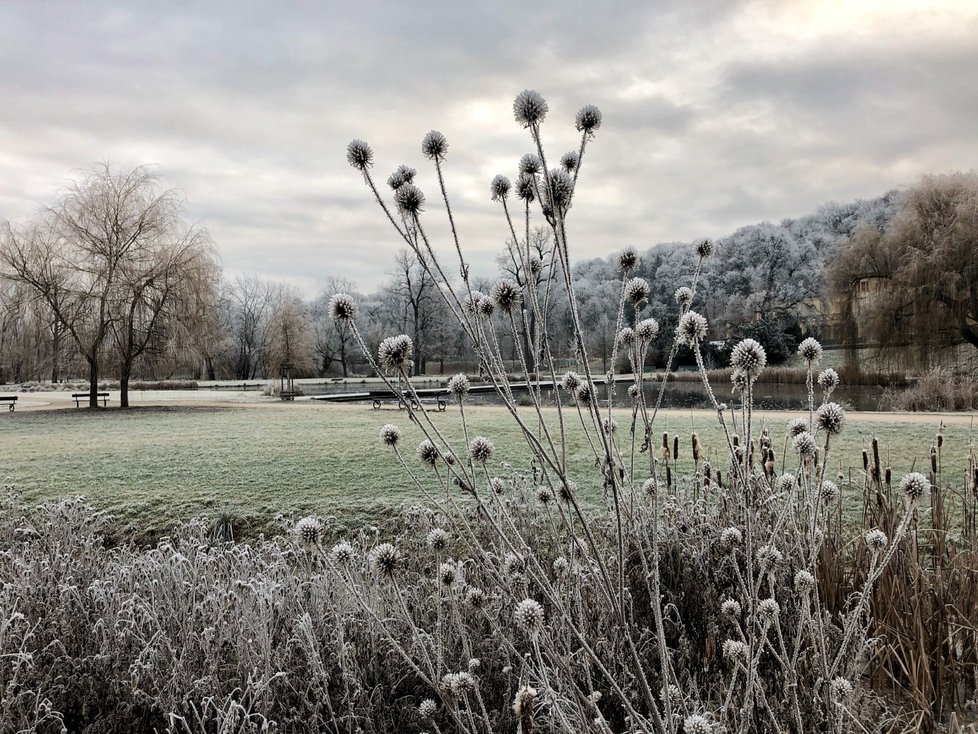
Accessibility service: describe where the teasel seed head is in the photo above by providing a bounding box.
[513,89,549,127]
[447,373,470,399]
[674,286,694,308]
[865,528,887,552]
[617,245,639,273]
[386,164,416,190]
[816,402,847,435]
[560,150,579,173]
[730,338,767,377]
[900,471,930,502]
[513,598,545,633]
[346,139,373,170]
[468,436,494,464]
[295,516,322,545]
[636,317,659,341]
[695,238,714,259]
[491,278,522,312]
[378,334,413,371]
[329,293,358,322]
[421,129,448,160]
[574,104,602,134]
[798,336,823,363]
[676,311,708,345]
[368,542,401,577]
[490,174,511,201]
[379,423,401,448]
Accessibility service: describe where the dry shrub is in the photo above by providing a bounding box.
[882,368,978,411]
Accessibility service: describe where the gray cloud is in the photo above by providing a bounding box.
[1,0,976,295]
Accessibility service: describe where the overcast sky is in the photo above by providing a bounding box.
[1,1,976,295]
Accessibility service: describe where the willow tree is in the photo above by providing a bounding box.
[829,173,978,369]
[1,165,215,407]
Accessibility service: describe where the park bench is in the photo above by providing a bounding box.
[0,396,17,412]
[279,391,299,401]
[378,397,446,412]
[72,392,110,407]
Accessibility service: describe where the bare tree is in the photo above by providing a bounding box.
[312,277,360,376]
[1,165,214,407]
[267,287,314,379]
[386,248,439,376]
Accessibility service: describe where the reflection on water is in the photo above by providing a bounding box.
[303,379,887,412]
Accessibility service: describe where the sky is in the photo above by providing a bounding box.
[1,0,976,296]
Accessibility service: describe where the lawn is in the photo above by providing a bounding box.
[0,401,972,538]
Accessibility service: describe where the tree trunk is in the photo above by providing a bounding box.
[88,358,100,408]
[120,366,131,408]
[205,355,217,381]
[51,320,62,383]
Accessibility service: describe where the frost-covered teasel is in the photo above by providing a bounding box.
[425,528,450,551]
[730,338,767,377]
[394,183,425,216]
[386,164,416,190]
[418,698,437,719]
[295,516,322,545]
[636,317,659,341]
[560,370,581,392]
[721,599,742,618]
[758,598,780,622]
[684,714,712,734]
[492,279,522,312]
[513,89,548,127]
[575,103,602,134]
[794,569,816,594]
[816,402,847,435]
[617,245,639,273]
[518,152,542,176]
[865,528,888,552]
[798,336,823,363]
[624,277,650,305]
[417,439,440,467]
[820,480,840,503]
[490,174,511,201]
[776,473,797,493]
[468,436,494,463]
[329,293,357,322]
[787,417,808,437]
[695,238,714,259]
[617,327,635,346]
[818,367,840,392]
[379,423,401,447]
[793,431,817,458]
[560,151,579,173]
[722,639,749,663]
[378,334,413,371]
[421,129,448,160]
[720,526,743,550]
[346,139,373,170]
[368,543,401,577]
[515,173,536,202]
[514,598,545,633]
[900,471,931,501]
[447,373,470,399]
[676,311,708,345]
[675,286,694,308]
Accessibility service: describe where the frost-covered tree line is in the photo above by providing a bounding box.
[7,163,962,386]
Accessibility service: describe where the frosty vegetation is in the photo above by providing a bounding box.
[2,92,976,734]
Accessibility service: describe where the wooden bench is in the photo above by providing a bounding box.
[72,392,110,407]
[279,391,299,401]
[0,396,17,412]
[392,397,446,412]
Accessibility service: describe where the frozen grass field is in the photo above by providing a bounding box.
[0,401,971,538]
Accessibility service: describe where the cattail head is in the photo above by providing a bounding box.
[899,471,930,501]
[560,150,579,173]
[421,129,448,160]
[513,89,548,126]
[624,277,650,306]
[468,436,494,464]
[865,528,887,552]
[368,542,401,577]
[394,183,425,216]
[346,139,373,170]
[575,104,602,134]
[417,439,440,467]
[617,246,639,273]
[513,598,545,633]
[676,311,708,345]
[295,516,322,545]
[730,338,767,377]
[447,373,470,399]
[794,569,816,594]
[675,286,694,308]
[636,317,659,341]
[816,402,847,435]
[490,174,511,201]
[378,334,413,371]
[513,685,538,717]
[329,293,358,322]
[695,238,714,259]
[379,423,401,448]
[386,164,416,190]
[798,337,823,363]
